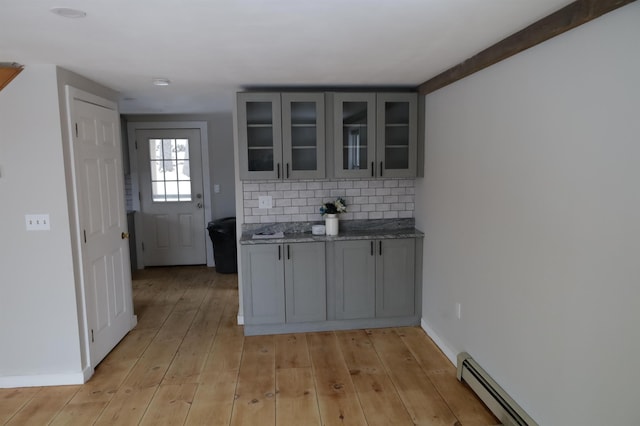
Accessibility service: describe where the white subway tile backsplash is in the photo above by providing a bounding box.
[241,178,414,222]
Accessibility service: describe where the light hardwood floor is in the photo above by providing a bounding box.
[0,266,496,425]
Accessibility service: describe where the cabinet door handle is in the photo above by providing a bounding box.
[286,163,290,179]
[380,161,383,177]
[278,245,281,260]
[379,241,383,256]
[370,241,374,256]
[287,245,290,260]
[277,163,281,179]
[371,162,375,177]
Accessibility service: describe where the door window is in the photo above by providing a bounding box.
[149,138,192,202]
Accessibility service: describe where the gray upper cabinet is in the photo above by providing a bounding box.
[238,92,325,180]
[238,92,282,180]
[282,93,326,180]
[376,93,418,178]
[334,92,417,178]
[333,93,377,179]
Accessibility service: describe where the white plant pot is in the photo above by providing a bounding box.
[325,214,339,236]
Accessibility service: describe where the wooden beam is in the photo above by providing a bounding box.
[0,63,23,92]
[418,0,636,95]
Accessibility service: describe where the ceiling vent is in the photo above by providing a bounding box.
[0,63,24,92]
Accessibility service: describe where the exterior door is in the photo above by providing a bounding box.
[71,91,134,368]
[136,129,206,265]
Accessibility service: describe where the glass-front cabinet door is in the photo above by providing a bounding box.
[333,93,376,178]
[282,93,325,179]
[238,92,282,180]
[376,93,417,178]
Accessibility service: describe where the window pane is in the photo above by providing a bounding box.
[149,139,163,160]
[178,181,192,201]
[165,181,179,201]
[176,139,189,159]
[152,181,166,202]
[149,138,193,203]
[177,160,191,181]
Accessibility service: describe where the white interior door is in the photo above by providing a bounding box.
[71,91,134,368]
[136,129,206,266]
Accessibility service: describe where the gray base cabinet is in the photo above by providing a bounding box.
[285,242,326,323]
[334,240,376,319]
[242,237,421,336]
[242,244,285,325]
[335,238,416,320]
[375,239,416,318]
[242,242,326,326]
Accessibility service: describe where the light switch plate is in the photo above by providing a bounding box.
[258,196,272,209]
[26,214,50,231]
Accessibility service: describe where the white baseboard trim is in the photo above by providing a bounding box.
[0,370,87,388]
[420,318,457,365]
[237,314,244,325]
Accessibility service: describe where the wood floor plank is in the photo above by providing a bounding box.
[307,332,368,426]
[185,372,238,426]
[198,335,244,383]
[276,367,321,426]
[336,330,413,426]
[396,327,454,372]
[139,383,197,426]
[275,333,311,369]
[230,335,276,426]
[0,387,41,424]
[122,336,183,389]
[5,385,79,426]
[367,328,458,426]
[427,367,498,426]
[0,267,495,426]
[93,385,157,426]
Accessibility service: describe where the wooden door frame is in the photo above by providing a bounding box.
[127,121,213,268]
[64,86,136,381]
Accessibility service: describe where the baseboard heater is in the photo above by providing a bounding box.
[457,352,538,426]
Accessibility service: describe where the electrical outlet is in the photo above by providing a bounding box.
[26,214,51,231]
[456,303,462,320]
[258,195,272,209]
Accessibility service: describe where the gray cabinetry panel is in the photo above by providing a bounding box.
[375,238,415,317]
[334,240,376,319]
[282,93,325,180]
[376,93,418,178]
[238,92,282,180]
[242,244,285,324]
[284,242,326,323]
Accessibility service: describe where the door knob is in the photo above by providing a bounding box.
[121,232,130,240]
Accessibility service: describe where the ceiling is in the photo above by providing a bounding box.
[0,0,574,114]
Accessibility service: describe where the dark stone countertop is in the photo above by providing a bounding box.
[240,219,424,245]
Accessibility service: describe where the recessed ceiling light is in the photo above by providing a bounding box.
[152,78,171,87]
[50,7,87,18]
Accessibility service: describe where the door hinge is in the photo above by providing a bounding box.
[83,229,87,243]
[75,123,78,137]
[135,140,138,150]
[91,329,94,343]
[141,242,145,251]
[138,192,141,202]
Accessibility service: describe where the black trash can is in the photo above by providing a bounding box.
[207,217,237,274]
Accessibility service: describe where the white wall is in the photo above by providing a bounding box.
[0,65,83,381]
[415,3,640,425]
